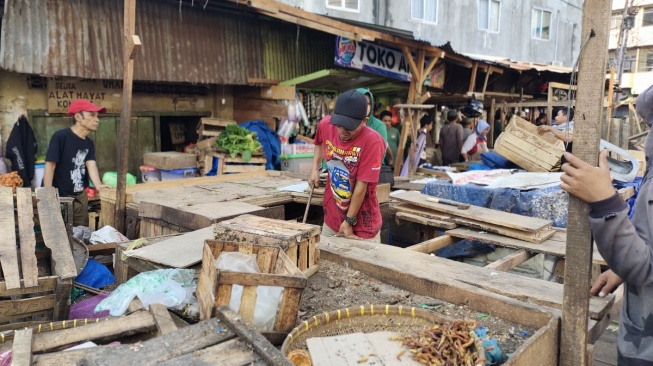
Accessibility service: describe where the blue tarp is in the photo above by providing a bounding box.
[241,120,281,171]
[422,180,570,227]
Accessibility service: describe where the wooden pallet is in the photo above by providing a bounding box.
[494,116,565,172]
[214,215,321,276]
[3,305,291,366]
[0,187,77,325]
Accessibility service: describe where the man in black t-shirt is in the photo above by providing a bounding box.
[44,100,107,226]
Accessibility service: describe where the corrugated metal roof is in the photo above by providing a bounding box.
[0,0,332,84]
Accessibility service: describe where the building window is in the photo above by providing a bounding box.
[531,8,552,40]
[611,13,623,31]
[326,0,359,12]
[478,0,500,32]
[623,55,636,73]
[642,53,653,72]
[643,7,653,27]
[411,0,438,23]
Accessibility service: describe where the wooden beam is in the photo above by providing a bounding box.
[606,67,615,142]
[468,62,479,93]
[401,46,420,81]
[560,1,612,364]
[485,249,535,271]
[115,0,138,233]
[150,304,178,336]
[406,235,457,253]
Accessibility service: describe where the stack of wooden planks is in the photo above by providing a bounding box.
[494,116,565,172]
[0,187,78,324]
[214,215,321,276]
[392,191,555,243]
[2,304,291,365]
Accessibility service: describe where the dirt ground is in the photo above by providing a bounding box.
[299,260,537,356]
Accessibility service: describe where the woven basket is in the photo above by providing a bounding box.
[281,304,484,365]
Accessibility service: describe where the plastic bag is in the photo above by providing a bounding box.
[73,226,92,244]
[215,252,283,331]
[95,269,196,316]
[102,172,137,188]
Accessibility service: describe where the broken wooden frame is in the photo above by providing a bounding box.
[0,187,77,325]
[2,305,291,366]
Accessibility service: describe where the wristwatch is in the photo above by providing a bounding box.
[345,215,358,226]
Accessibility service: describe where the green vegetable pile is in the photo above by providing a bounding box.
[215,124,263,162]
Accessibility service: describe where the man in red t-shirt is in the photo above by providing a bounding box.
[308,89,386,242]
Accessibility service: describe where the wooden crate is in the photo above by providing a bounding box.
[214,215,321,276]
[0,187,78,325]
[197,117,236,139]
[204,152,267,175]
[197,240,307,343]
[494,116,565,172]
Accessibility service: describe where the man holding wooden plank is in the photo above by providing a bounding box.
[308,90,385,242]
[561,84,653,365]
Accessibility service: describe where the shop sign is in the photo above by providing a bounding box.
[47,77,123,113]
[334,37,445,87]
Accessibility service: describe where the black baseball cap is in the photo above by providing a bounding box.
[330,89,368,130]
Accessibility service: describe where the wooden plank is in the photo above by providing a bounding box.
[319,237,554,328]
[561,1,611,364]
[16,188,38,288]
[31,318,236,366]
[392,191,552,232]
[617,186,635,201]
[30,310,156,353]
[451,216,556,244]
[124,227,214,268]
[238,285,258,323]
[406,235,456,253]
[0,187,20,289]
[218,272,306,289]
[588,285,623,344]
[216,284,232,307]
[215,306,294,366]
[391,203,452,221]
[35,188,77,279]
[150,304,178,336]
[0,295,55,323]
[396,212,458,230]
[485,249,535,271]
[446,228,607,265]
[11,328,32,366]
[255,245,279,274]
[506,317,559,366]
[0,277,57,296]
[52,278,72,321]
[319,237,612,321]
[158,338,261,366]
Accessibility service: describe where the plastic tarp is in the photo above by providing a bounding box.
[421,180,569,227]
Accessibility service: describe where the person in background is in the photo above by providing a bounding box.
[308,90,385,242]
[355,88,388,160]
[400,115,434,177]
[461,118,473,140]
[535,113,548,127]
[44,100,108,227]
[537,107,574,144]
[563,84,653,365]
[380,110,399,166]
[461,120,490,162]
[439,110,464,166]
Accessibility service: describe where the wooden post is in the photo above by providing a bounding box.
[560,1,611,365]
[115,0,140,232]
[489,98,496,148]
[547,83,554,125]
[606,67,615,142]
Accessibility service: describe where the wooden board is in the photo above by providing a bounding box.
[390,203,452,221]
[143,152,197,170]
[318,237,613,321]
[395,212,458,230]
[158,339,262,366]
[138,200,278,232]
[35,188,77,279]
[446,228,607,265]
[125,226,214,268]
[450,216,556,244]
[392,191,553,233]
[16,188,38,288]
[307,331,422,366]
[149,304,178,336]
[11,328,33,366]
[485,249,535,271]
[0,187,20,289]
